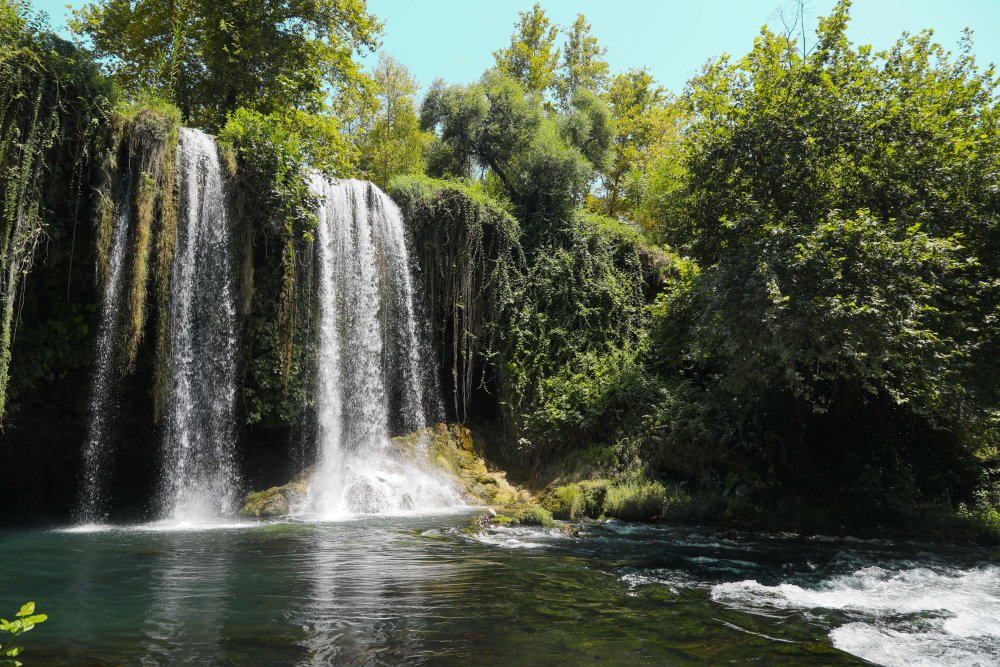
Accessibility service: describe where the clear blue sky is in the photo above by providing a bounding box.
[29,0,1000,93]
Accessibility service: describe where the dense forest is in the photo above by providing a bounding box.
[1,0,998,540]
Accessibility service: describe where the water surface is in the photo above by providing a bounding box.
[2,514,997,666]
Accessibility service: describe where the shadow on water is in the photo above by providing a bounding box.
[1,514,997,666]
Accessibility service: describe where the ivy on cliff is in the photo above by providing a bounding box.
[0,2,111,420]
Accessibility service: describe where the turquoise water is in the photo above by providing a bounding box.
[1,513,997,666]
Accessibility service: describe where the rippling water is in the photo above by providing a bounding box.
[1,514,997,666]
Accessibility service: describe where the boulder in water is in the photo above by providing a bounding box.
[241,479,308,517]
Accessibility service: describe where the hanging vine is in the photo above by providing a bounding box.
[389,175,524,423]
[0,7,111,421]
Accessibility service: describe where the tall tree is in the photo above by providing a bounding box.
[492,2,559,95]
[421,72,608,230]
[555,14,609,108]
[602,68,665,217]
[359,53,429,190]
[70,0,381,131]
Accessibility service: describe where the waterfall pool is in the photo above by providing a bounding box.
[2,514,997,666]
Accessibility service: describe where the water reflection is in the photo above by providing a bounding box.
[140,533,232,665]
[300,519,461,666]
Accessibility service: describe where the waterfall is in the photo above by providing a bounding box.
[77,175,132,524]
[308,177,455,516]
[159,128,239,522]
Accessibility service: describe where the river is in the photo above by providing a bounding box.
[1,513,997,665]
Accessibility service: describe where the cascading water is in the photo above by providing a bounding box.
[159,128,239,522]
[77,176,132,524]
[308,177,458,517]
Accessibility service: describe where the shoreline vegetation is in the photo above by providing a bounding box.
[1,0,998,547]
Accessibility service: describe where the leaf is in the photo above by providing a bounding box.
[23,615,46,625]
[15,604,33,618]
[4,647,20,657]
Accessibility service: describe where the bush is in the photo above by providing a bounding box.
[542,480,607,520]
[603,479,666,521]
[513,506,555,527]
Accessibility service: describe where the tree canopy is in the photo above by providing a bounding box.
[70,0,381,131]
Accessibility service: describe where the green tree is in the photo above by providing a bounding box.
[70,0,381,131]
[602,68,666,218]
[492,2,559,95]
[555,13,609,108]
[648,0,999,504]
[359,53,429,190]
[421,71,609,231]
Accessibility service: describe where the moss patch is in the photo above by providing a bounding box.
[241,478,308,517]
[390,423,524,507]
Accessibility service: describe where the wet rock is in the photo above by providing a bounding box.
[241,480,307,517]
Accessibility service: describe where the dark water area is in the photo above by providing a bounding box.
[1,512,997,666]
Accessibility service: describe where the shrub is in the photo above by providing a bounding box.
[603,479,666,521]
[513,506,555,527]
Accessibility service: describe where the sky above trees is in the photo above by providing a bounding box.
[30,0,1000,93]
[370,0,1000,91]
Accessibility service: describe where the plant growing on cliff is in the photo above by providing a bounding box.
[0,601,47,666]
[0,1,111,421]
[219,108,323,426]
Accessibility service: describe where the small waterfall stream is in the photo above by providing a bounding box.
[308,177,456,516]
[78,176,132,523]
[159,128,239,522]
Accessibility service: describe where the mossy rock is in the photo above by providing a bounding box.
[390,423,522,508]
[240,479,307,517]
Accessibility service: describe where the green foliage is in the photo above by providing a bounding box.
[390,175,522,421]
[558,89,613,172]
[492,3,560,95]
[358,54,430,190]
[640,0,999,509]
[556,14,609,108]
[601,68,667,218]
[603,479,666,521]
[220,108,322,427]
[71,0,381,132]
[512,505,554,527]
[500,211,652,460]
[0,601,47,667]
[421,72,608,233]
[0,1,112,421]
[541,480,606,520]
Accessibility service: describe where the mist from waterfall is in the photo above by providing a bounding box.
[308,177,456,517]
[159,128,239,523]
[77,175,132,524]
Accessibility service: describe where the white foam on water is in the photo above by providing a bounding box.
[57,523,117,534]
[469,525,571,550]
[57,519,262,534]
[711,564,1000,666]
[136,519,260,533]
